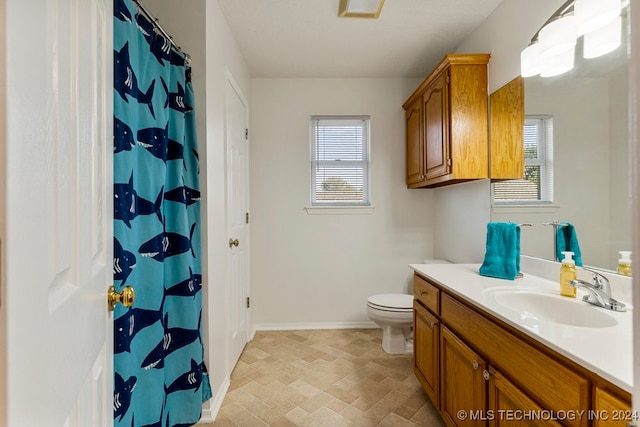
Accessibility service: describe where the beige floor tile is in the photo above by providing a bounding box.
[202,329,444,427]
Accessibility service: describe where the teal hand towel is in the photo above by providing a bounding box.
[479,222,520,280]
[556,222,583,267]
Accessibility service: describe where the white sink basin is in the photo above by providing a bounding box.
[482,287,618,328]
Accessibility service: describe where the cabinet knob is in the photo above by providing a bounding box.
[429,321,437,329]
[472,360,479,370]
[483,370,490,381]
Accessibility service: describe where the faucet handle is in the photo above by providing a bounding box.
[583,267,610,290]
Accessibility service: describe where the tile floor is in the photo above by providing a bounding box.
[200,329,445,427]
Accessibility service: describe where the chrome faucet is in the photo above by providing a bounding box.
[570,268,626,312]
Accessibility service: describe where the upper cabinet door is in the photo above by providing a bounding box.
[423,70,450,181]
[406,98,425,185]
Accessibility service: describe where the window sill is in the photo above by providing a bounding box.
[491,203,560,214]
[304,206,375,215]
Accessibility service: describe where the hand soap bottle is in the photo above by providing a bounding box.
[560,251,577,298]
[617,251,632,277]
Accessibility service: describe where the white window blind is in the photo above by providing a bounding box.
[310,116,370,206]
[493,115,554,203]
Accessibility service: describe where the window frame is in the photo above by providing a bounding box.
[492,114,554,206]
[309,115,372,208]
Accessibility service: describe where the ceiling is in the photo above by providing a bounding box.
[217,0,503,79]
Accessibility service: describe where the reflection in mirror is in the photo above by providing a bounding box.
[491,7,630,272]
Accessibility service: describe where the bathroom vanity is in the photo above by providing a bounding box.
[411,263,632,427]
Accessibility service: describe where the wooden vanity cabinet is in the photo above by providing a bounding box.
[413,301,440,408]
[489,368,562,427]
[440,325,488,427]
[593,387,633,427]
[403,54,490,188]
[412,273,634,427]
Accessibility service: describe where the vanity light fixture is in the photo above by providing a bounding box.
[520,0,623,78]
[338,0,385,19]
[575,0,621,35]
[583,15,622,58]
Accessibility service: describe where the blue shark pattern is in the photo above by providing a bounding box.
[114,373,137,421]
[136,124,168,162]
[114,173,163,228]
[114,0,210,425]
[114,0,132,23]
[115,118,136,154]
[136,13,172,65]
[114,237,136,285]
[161,78,192,113]
[141,314,201,370]
[165,359,202,397]
[114,293,165,354]
[165,267,202,298]
[164,184,201,207]
[115,42,156,118]
[138,221,196,261]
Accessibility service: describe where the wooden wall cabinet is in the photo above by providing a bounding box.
[412,273,632,427]
[403,54,490,188]
[489,76,525,180]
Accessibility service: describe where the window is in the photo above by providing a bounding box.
[310,116,371,206]
[493,115,554,204]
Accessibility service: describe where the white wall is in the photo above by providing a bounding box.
[609,68,632,268]
[142,0,251,420]
[0,0,6,423]
[250,78,433,327]
[430,0,564,264]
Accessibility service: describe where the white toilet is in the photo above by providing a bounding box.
[367,293,414,354]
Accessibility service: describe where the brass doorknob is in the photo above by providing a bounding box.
[108,285,135,311]
[229,238,239,248]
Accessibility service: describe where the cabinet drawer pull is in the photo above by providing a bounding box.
[483,370,490,381]
[420,290,427,296]
[472,360,479,370]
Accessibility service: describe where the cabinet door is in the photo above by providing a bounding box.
[423,70,450,181]
[440,325,487,427]
[488,368,562,427]
[593,387,633,427]
[406,98,425,185]
[414,301,440,408]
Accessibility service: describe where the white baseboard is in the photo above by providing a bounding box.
[197,375,230,424]
[254,321,378,331]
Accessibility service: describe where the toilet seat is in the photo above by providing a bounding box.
[367,294,413,312]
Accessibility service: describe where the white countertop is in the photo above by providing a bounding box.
[410,263,633,393]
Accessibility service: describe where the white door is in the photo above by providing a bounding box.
[4,0,113,426]
[226,72,250,367]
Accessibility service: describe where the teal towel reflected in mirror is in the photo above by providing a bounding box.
[556,222,583,267]
[479,222,520,280]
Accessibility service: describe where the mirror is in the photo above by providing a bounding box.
[491,9,630,272]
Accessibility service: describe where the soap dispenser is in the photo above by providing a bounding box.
[617,251,632,277]
[560,251,577,298]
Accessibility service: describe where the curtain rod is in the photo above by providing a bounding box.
[132,0,191,63]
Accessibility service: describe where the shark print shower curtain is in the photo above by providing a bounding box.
[113,0,210,425]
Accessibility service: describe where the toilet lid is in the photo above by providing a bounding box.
[367,294,413,310]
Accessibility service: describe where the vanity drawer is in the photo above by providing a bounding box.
[441,293,589,427]
[413,274,440,314]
